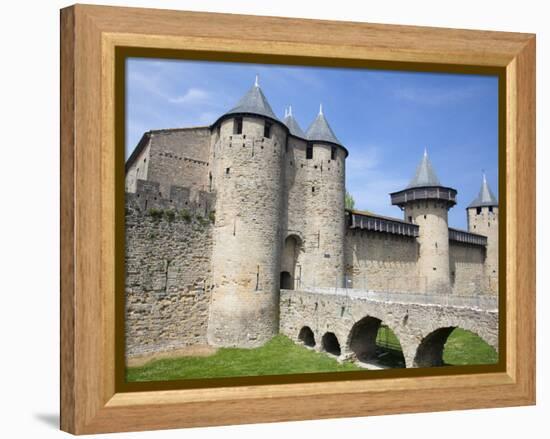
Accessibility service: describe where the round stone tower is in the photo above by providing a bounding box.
[390,149,457,294]
[207,77,287,347]
[301,104,347,289]
[467,173,499,294]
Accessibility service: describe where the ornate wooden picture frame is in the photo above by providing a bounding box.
[60,4,535,434]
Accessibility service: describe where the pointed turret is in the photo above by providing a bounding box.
[407,148,441,188]
[217,75,280,122]
[466,173,499,295]
[468,173,498,208]
[390,149,457,294]
[283,105,306,138]
[390,149,457,209]
[207,75,287,347]
[305,104,343,147]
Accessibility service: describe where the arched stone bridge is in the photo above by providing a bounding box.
[279,289,498,368]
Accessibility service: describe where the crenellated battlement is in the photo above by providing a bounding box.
[127,179,216,217]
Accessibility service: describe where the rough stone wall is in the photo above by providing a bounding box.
[131,179,216,216]
[145,127,211,197]
[125,137,150,193]
[344,229,420,292]
[282,136,308,288]
[449,241,487,296]
[405,200,451,294]
[468,206,499,295]
[125,194,214,358]
[279,290,498,368]
[206,116,286,347]
[284,139,346,289]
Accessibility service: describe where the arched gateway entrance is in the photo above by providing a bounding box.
[280,235,302,290]
[280,271,292,289]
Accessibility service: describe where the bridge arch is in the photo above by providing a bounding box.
[321,332,341,356]
[298,326,316,347]
[347,316,405,367]
[413,326,497,367]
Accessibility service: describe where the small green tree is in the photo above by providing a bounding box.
[345,190,355,210]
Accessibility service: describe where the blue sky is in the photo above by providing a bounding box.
[126,58,499,230]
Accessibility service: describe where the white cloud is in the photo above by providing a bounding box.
[169,87,212,105]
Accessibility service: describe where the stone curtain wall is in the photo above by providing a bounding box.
[146,127,211,197]
[125,136,151,193]
[125,195,214,358]
[344,229,420,292]
[449,241,487,296]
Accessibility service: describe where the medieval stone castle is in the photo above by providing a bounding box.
[125,77,499,364]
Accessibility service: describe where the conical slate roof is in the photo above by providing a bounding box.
[407,149,441,188]
[222,76,279,121]
[305,104,343,146]
[283,106,306,138]
[468,174,498,208]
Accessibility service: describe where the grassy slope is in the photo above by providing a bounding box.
[443,328,498,365]
[127,335,359,382]
[127,329,497,382]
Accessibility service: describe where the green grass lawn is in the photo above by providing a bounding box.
[443,328,498,365]
[127,335,360,382]
[127,329,498,382]
[375,326,498,367]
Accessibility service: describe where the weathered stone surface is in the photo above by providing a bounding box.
[345,230,419,292]
[124,92,499,354]
[279,289,498,368]
[125,196,213,357]
[468,206,499,294]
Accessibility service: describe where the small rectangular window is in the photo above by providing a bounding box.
[306,145,313,159]
[264,121,272,138]
[476,207,482,214]
[234,117,243,135]
[489,206,493,213]
[226,167,230,174]
[408,216,413,223]
[312,186,315,193]
[331,146,336,160]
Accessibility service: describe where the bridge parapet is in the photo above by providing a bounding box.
[284,288,497,311]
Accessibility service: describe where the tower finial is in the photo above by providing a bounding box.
[319,103,323,115]
[288,105,292,117]
[254,74,259,87]
[482,170,487,183]
[424,147,428,158]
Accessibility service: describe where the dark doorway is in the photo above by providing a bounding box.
[322,332,341,356]
[298,326,316,347]
[280,271,293,290]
